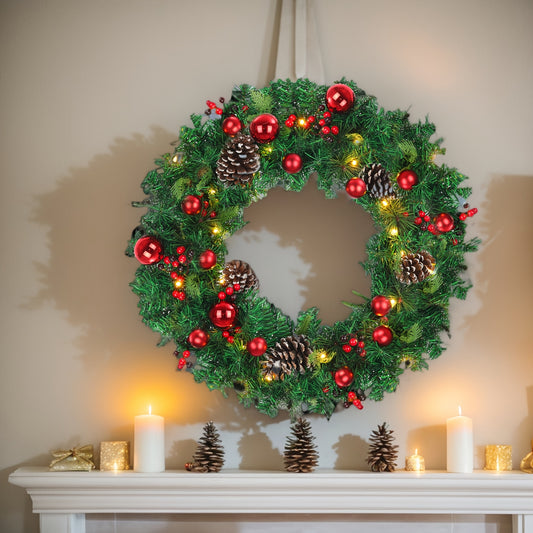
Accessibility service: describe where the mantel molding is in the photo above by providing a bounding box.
[9,467,533,533]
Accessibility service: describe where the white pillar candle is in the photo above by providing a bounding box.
[134,406,165,472]
[446,406,473,473]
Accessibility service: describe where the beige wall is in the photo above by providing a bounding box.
[1,0,532,531]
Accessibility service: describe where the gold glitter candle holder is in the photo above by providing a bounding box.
[484,444,512,471]
[100,441,130,471]
[405,451,425,471]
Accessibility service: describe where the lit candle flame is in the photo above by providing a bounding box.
[458,405,462,416]
[415,448,418,455]
[148,405,152,415]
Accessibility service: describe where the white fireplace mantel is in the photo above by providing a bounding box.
[9,467,533,533]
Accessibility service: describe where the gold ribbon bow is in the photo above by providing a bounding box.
[49,444,95,471]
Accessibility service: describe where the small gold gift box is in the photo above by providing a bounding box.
[100,441,130,471]
[49,445,95,471]
[484,444,512,471]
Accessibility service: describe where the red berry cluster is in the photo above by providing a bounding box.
[458,207,478,221]
[346,391,364,410]
[339,334,366,358]
[413,210,438,234]
[284,105,340,140]
[174,348,191,370]
[205,98,224,116]
[159,245,193,300]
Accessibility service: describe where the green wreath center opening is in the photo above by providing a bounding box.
[226,176,375,325]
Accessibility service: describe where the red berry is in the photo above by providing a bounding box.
[403,212,409,217]
[285,119,294,127]
[331,126,339,135]
[353,399,363,410]
[414,217,422,225]
[358,341,365,348]
[423,215,430,222]
[289,114,296,120]
[172,290,185,300]
[172,260,179,267]
[349,337,358,346]
[342,344,352,353]
[210,212,216,218]
[322,387,330,393]
[419,211,425,217]
[176,245,186,254]
[242,105,248,111]
[459,213,467,221]
[225,286,234,296]
[347,391,356,401]
[170,272,179,279]
[233,283,241,292]
[323,111,331,119]
[215,108,223,115]
[318,119,326,126]
[308,116,315,123]
[178,357,186,369]
[218,291,226,300]
[427,224,436,232]
[222,331,229,338]
[227,336,234,343]
[164,256,171,264]
[322,126,330,135]
[183,350,191,358]
[178,254,187,263]
[360,350,366,357]
[206,100,216,109]
[452,238,458,246]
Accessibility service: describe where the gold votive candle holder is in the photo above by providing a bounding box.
[100,441,130,471]
[405,450,425,471]
[484,444,512,471]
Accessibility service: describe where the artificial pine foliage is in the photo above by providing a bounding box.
[284,418,319,473]
[127,78,480,418]
[189,421,225,473]
[367,422,399,472]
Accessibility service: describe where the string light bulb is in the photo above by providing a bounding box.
[389,227,398,237]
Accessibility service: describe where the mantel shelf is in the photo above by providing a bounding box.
[9,467,533,533]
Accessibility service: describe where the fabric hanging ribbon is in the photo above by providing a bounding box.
[275,0,325,83]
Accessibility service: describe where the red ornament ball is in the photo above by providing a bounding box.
[397,169,418,190]
[199,249,217,269]
[345,178,367,198]
[181,194,202,215]
[372,325,393,347]
[209,301,237,330]
[371,295,392,317]
[435,213,455,233]
[222,115,242,136]
[282,153,303,174]
[247,337,268,357]
[326,83,355,113]
[188,328,209,348]
[334,366,354,388]
[249,113,279,143]
[134,236,162,265]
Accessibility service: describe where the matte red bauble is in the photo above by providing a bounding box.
[134,236,163,265]
[397,169,418,190]
[249,113,279,143]
[181,194,202,215]
[326,83,354,113]
[435,213,455,233]
[222,115,242,136]
[188,328,209,348]
[247,337,267,357]
[209,301,237,330]
[372,325,393,347]
[345,178,367,198]
[371,295,392,317]
[334,366,354,388]
[199,249,217,269]
[282,153,303,174]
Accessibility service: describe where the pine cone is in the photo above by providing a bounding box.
[367,422,398,472]
[221,260,259,291]
[397,251,435,285]
[261,334,312,381]
[284,418,319,473]
[216,134,260,185]
[359,163,395,199]
[189,421,224,473]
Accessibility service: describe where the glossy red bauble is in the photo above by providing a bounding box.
[249,113,279,143]
[334,366,354,388]
[134,236,163,265]
[372,325,393,347]
[181,194,202,215]
[371,295,392,317]
[326,83,355,113]
[435,213,455,233]
[188,328,209,348]
[282,153,303,174]
[247,337,268,357]
[209,301,237,330]
[397,169,418,190]
[345,178,367,198]
[199,249,217,269]
[222,115,242,136]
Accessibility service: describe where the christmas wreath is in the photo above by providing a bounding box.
[126,79,479,419]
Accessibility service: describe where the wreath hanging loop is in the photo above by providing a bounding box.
[127,79,479,419]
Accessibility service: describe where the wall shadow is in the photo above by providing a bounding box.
[333,434,369,470]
